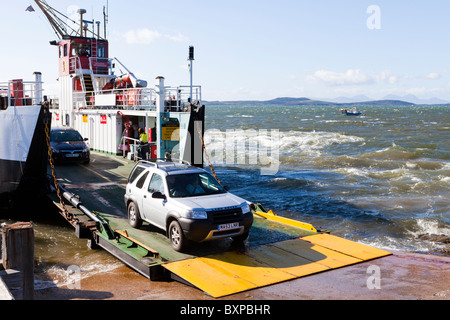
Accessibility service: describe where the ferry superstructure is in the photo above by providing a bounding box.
[36,1,205,166]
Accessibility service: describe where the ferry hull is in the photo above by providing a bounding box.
[0,105,50,208]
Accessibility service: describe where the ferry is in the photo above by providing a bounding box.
[38,1,205,167]
[0,73,49,208]
[0,2,397,299]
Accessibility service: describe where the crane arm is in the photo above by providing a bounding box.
[33,0,98,39]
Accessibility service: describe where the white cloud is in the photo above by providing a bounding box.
[375,70,398,84]
[165,32,190,42]
[307,69,403,86]
[307,69,374,86]
[122,28,162,44]
[117,28,189,45]
[426,72,441,80]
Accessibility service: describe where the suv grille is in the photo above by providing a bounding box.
[209,206,243,224]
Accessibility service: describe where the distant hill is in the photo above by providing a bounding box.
[205,97,416,106]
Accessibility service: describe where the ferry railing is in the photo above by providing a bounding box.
[75,88,158,111]
[75,85,201,112]
[0,76,44,109]
[163,85,202,112]
[120,136,155,161]
[120,136,140,160]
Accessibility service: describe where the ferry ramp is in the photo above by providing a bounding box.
[48,152,391,298]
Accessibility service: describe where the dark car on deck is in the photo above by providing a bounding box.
[50,128,90,164]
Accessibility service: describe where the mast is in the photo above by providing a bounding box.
[33,0,106,40]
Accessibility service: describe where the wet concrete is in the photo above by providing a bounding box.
[29,250,449,300]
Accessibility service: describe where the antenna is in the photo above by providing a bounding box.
[188,46,194,102]
[103,0,109,40]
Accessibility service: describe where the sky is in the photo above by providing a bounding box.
[2,0,450,102]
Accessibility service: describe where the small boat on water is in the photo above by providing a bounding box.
[339,107,365,116]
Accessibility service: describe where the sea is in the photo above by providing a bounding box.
[204,104,449,254]
[1,103,449,291]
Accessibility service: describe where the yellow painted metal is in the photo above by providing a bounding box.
[302,234,392,261]
[246,244,330,277]
[163,236,389,298]
[198,252,295,287]
[163,257,257,298]
[163,211,391,298]
[272,239,362,269]
[254,210,317,232]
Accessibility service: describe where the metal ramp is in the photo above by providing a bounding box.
[163,234,391,298]
[49,186,391,298]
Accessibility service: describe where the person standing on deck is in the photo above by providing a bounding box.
[138,128,149,160]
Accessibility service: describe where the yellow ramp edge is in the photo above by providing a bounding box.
[272,238,362,269]
[245,244,330,277]
[163,235,390,298]
[254,210,317,232]
[301,234,392,261]
[163,256,258,298]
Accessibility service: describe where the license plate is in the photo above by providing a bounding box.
[65,153,80,158]
[218,222,239,231]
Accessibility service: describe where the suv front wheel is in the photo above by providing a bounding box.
[168,220,189,252]
[128,202,142,229]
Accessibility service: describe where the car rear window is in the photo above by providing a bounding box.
[129,166,146,184]
[136,172,149,189]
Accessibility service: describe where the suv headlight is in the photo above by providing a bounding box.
[240,202,251,214]
[184,209,208,220]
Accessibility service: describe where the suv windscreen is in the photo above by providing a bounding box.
[166,172,226,198]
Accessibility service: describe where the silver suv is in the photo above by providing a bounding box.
[124,160,253,252]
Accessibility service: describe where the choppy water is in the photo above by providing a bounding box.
[1,104,448,290]
[204,104,450,254]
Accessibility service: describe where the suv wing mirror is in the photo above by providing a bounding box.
[152,191,166,199]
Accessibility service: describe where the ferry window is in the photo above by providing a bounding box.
[148,174,164,194]
[72,43,91,57]
[59,46,62,58]
[63,44,68,57]
[98,45,106,58]
[136,171,149,189]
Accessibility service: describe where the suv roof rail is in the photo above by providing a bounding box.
[137,158,192,169]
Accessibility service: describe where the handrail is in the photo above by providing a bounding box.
[0,79,44,107]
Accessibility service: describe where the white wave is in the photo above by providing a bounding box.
[35,262,123,290]
[408,219,450,238]
[204,130,365,159]
[225,114,254,118]
[333,167,369,177]
[277,131,365,156]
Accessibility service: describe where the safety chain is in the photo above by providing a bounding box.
[195,120,222,186]
[44,121,74,222]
